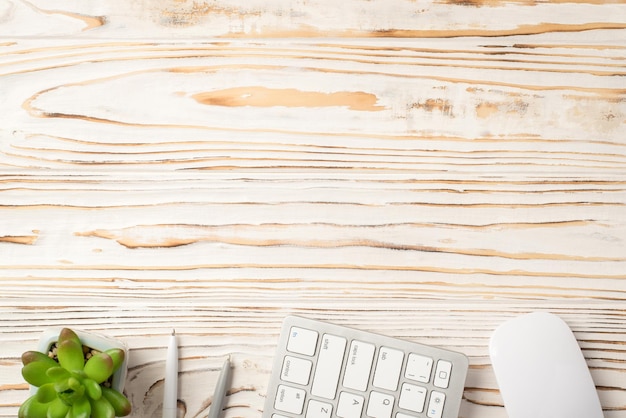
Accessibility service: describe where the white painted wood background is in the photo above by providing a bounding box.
[1,0,625,417]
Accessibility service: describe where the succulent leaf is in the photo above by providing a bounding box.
[72,370,87,380]
[57,340,84,372]
[67,377,82,392]
[71,398,91,418]
[18,395,49,418]
[46,367,71,381]
[22,351,58,367]
[57,383,85,406]
[89,397,115,418]
[22,361,56,387]
[36,383,57,404]
[58,329,81,346]
[101,387,131,417]
[83,378,102,401]
[47,398,70,418]
[54,377,70,393]
[104,349,125,374]
[83,352,114,384]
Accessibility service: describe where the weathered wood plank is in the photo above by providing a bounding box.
[2,39,625,174]
[1,0,625,38]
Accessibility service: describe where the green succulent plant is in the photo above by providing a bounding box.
[19,328,131,418]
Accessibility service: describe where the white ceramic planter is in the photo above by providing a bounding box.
[31,328,128,395]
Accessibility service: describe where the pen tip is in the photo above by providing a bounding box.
[172,329,176,336]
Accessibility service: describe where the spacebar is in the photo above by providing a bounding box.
[311,333,347,399]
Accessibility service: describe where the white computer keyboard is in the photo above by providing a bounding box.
[263,316,469,418]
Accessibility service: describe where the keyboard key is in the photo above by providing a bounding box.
[337,392,365,418]
[281,356,313,385]
[287,326,319,356]
[274,384,306,415]
[405,353,433,383]
[426,391,446,418]
[373,346,404,391]
[306,399,333,418]
[343,340,376,391]
[311,334,347,399]
[397,414,419,418]
[433,360,452,389]
[399,383,427,413]
[367,391,395,418]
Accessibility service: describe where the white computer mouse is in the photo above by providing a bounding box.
[489,311,603,418]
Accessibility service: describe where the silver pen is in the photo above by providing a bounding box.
[163,330,178,418]
[208,356,232,418]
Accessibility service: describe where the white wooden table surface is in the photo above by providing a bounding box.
[1,1,625,417]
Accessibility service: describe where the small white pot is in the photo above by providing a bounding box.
[31,328,128,395]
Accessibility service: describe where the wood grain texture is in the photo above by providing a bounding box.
[1,1,625,418]
[1,0,626,38]
[2,38,625,173]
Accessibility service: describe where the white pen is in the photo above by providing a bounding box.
[208,356,232,418]
[163,330,178,418]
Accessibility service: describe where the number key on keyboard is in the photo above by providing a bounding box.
[406,353,434,383]
[399,383,427,413]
